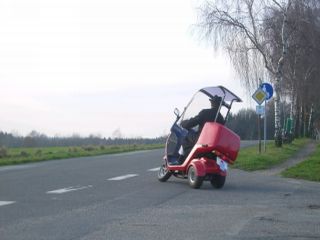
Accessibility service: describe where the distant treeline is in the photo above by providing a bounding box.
[1,102,296,148]
[0,131,167,148]
[227,108,275,140]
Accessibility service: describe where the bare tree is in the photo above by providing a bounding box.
[198,0,292,146]
[274,0,320,137]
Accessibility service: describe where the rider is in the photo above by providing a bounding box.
[179,95,225,163]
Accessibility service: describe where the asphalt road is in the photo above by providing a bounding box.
[1,141,320,240]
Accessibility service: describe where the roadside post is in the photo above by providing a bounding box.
[256,105,265,153]
[252,88,267,153]
[260,83,273,152]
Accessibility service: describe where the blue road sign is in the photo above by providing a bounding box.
[261,83,273,100]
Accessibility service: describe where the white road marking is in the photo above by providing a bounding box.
[46,185,92,194]
[0,165,33,172]
[148,167,160,172]
[0,201,15,207]
[108,174,139,181]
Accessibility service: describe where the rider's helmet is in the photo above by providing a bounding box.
[209,95,222,106]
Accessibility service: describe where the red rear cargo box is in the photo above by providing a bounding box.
[196,122,240,162]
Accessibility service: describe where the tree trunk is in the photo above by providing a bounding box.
[303,106,307,137]
[299,105,304,137]
[294,103,300,138]
[274,77,282,146]
[274,0,291,147]
[308,104,314,136]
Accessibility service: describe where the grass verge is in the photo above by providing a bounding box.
[232,138,309,171]
[0,144,164,166]
[281,143,320,182]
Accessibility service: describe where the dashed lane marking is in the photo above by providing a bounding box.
[0,201,15,207]
[46,185,93,194]
[148,167,160,172]
[108,174,139,181]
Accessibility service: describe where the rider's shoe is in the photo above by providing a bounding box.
[169,160,180,165]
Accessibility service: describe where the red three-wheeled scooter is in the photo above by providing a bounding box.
[158,86,242,189]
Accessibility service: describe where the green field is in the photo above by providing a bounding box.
[233,138,310,171]
[0,144,164,166]
[281,143,320,182]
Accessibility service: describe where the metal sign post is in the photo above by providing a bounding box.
[260,83,273,152]
[264,100,267,152]
[256,105,265,153]
[258,114,261,153]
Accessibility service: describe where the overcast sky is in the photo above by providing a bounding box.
[0,0,251,138]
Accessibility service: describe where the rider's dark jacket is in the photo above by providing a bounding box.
[181,108,225,132]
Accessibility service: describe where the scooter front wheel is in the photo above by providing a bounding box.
[187,166,204,189]
[158,164,172,182]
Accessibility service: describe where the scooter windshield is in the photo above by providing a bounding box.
[178,92,213,131]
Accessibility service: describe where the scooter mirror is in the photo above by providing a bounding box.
[174,108,180,118]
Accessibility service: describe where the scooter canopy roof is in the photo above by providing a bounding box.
[200,86,242,102]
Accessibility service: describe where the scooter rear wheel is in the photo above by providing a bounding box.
[187,166,204,189]
[210,174,226,189]
[158,164,172,182]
